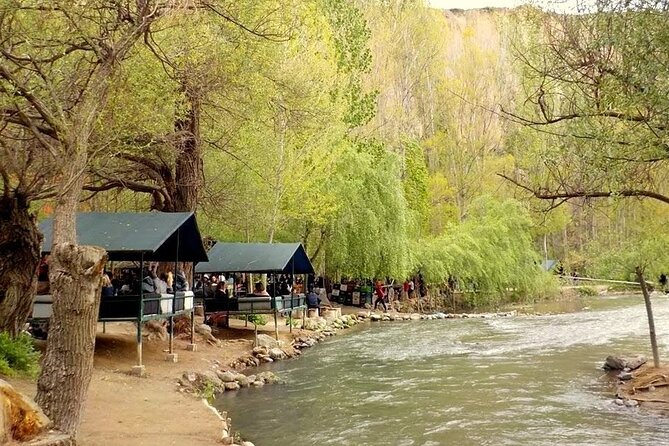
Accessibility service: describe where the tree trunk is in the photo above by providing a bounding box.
[36,156,107,435]
[35,243,107,435]
[173,90,202,213]
[0,194,42,336]
[636,266,660,368]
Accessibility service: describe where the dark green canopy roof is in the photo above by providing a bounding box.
[195,242,314,274]
[39,212,208,262]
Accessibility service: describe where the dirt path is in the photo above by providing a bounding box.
[10,318,301,446]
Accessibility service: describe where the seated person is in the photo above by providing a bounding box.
[101,273,115,297]
[174,270,189,292]
[252,281,270,297]
[215,282,229,299]
[306,287,321,309]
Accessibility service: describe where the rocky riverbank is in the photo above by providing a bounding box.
[605,355,669,413]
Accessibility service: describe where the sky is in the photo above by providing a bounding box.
[427,0,587,13]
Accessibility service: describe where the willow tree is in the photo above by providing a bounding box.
[414,197,554,307]
[0,0,172,435]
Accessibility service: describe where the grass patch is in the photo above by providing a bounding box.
[0,332,40,378]
[577,286,598,297]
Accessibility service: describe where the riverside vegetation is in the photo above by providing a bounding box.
[2,0,669,442]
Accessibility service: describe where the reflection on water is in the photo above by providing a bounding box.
[216,295,669,445]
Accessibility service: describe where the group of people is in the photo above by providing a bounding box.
[372,276,427,312]
[101,264,189,297]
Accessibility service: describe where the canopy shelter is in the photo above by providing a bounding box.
[195,242,314,339]
[39,212,208,262]
[35,212,208,374]
[541,259,558,272]
[195,242,314,275]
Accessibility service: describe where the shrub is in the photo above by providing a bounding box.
[246,314,268,326]
[577,286,598,297]
[0,332,40,378]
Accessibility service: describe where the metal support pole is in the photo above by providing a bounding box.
[136,254,145,372]
[190,308,195,345]
[169,315,174,354]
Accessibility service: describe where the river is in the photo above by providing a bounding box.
[216,295,669,445]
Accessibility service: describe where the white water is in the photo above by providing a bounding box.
[216,295,669,445]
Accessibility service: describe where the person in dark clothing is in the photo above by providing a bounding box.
[101,274,115,297]
[373,280,387,312]
[307,287,321,309]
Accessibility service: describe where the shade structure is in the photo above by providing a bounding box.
[195,242,314,275]
[39,212,208,262]
[541,259,558,271]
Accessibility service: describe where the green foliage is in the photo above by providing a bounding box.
[402,140,430,236]
[0,333,40,378]
[414,197,557,306]
[584,213,669,282]
[246,314,268,326]
[324,144,411,279]
[577,286,598,297]
[198,380,217,403]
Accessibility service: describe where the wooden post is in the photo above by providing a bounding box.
[636,267,660,368]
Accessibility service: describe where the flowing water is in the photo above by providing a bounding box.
[216,295,669,445]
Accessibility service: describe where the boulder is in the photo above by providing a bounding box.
[626,356,647,371]
[617,372,633,381]
[224,382,240,391]
[195,323,212,335]
[0,378,51,442]
[370,314,381,322]
[255,334,279,349]
[410,313,421,320]
[252,346,268,356]
[268,348,286,360]
[236,376,250,388]
[603,355,646,371]
[217,371,237,383]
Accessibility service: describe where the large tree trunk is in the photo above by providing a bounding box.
[36,160,107,435]
[173,90,202,213]
[0,194,42,336]
[35,243,107,434]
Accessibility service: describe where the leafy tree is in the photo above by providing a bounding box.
[503,1,669,206]
[0,0,170,435]
[415,197,555,306]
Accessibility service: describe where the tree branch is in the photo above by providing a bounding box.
[497,173,669,206]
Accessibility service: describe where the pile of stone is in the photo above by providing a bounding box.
[302,313,361,335]
[363,310,517,322]
[228,334,298,369]
[178,369,281,396]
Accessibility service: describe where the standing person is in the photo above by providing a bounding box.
[373,280,387,312]
[402,279,409,300]
[408,278,415,299]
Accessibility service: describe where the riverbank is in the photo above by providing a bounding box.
[6,292,653,445]
[8,319,302,446]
